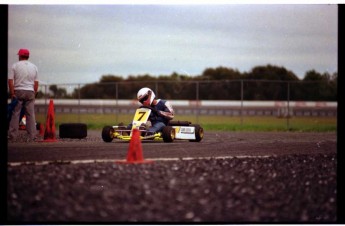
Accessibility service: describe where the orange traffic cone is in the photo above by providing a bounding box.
[40,99,57,142]
[116,129,153,164]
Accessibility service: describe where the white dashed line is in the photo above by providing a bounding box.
[8,155,272,167]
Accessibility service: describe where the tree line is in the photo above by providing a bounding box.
[44,64,337,101]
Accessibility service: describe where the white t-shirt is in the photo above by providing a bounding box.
[9,60,38,91]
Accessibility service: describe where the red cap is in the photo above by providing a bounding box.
[17,49,30,57]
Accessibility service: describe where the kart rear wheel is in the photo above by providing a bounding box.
[102,126,115,142]
[162,126,175,143]
[189,124,204,142]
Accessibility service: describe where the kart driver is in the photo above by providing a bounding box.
[128,87,174,134]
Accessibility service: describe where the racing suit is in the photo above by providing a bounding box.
[127,99,174,133]
[147,99,174,133]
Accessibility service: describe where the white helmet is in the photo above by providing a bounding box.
[137,87,155,105]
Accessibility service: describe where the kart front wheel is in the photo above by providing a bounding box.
[102,126,115,142]
[162,126,175,143]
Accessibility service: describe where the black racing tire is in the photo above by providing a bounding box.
[102,126,115,142]
[189,124,204,142]
[59,123,87,139]
[162,126,175,143]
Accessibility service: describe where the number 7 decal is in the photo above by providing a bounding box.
[137,111,146,121]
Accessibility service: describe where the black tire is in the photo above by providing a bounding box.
[102,126,115,142]
[59,123,87,139]
[162,126,175,143]
[189,124,204,142]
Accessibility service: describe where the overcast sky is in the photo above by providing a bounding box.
[8,4,338,85]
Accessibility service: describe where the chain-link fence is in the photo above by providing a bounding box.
[33,80,337,128]
[36,79,337,101]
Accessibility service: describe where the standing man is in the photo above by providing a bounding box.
[8,48,39,142]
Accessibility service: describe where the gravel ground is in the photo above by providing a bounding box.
[7,153,337,223]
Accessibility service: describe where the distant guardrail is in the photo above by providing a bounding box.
[34,99,337,108]
[33,99,337,117]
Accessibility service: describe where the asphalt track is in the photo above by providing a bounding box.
[7,131,337,164]
[7,131,338,223]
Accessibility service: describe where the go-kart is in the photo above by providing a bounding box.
[101,106,204,143]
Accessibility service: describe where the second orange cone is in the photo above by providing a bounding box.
[117,128,153,164]
[41,99,57,142]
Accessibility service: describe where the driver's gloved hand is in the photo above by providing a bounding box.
[150,107,159,115]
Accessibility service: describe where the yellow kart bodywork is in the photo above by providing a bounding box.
[112,128,163,141]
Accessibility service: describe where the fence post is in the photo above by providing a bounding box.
[287,81,290,130]
[241,80,243,126]
[116,82,118,123]
[196,81,199,124]
[44,84,48,117]
[78,83,81,123]
[155,81,158,97]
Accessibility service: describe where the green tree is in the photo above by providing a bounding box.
[99,75,124,83]
[70,66,336,101]
[298,70,337,101]
[303,70,326,81]
[78,83,103,99]
[49,85,67,98]
[200,66,242,80]
[245,64,299,81]
[241,65,299,100]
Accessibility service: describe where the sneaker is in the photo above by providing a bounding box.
[140,123,150,130]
